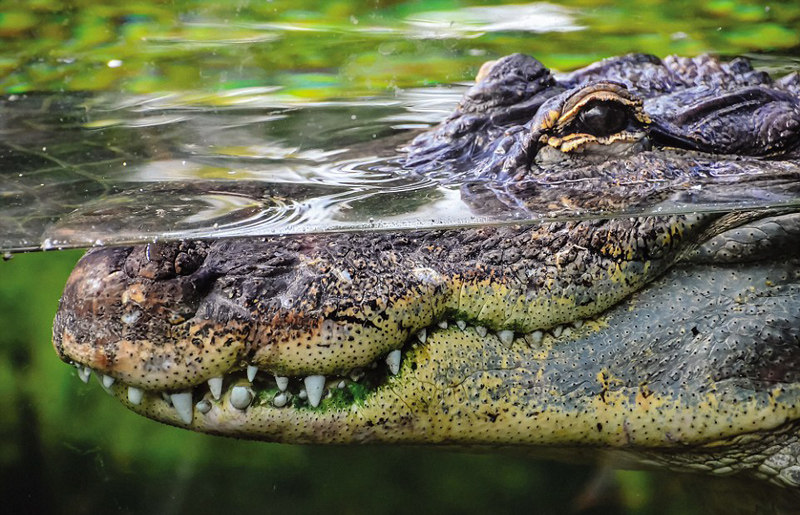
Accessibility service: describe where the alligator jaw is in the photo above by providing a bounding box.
[53,211,800,488]
[81,318,592,439]
[55,212,711,392]
[85,253,800,462]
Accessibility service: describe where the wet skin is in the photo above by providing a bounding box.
[53,53,800,486]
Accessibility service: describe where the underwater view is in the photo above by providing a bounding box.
[2,0,800,513]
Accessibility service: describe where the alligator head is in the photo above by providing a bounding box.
[53,54,800,487]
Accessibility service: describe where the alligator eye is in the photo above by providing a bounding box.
[577,102,629,137]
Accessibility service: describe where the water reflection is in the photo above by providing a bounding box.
[405,3,584,36]
[0,90,438,251]
[3,81,800,252]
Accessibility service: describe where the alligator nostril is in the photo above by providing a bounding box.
[175,251,202,275]
[124,242,178,280]
[187,267,219,296]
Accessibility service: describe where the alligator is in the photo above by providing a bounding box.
[53,53,800,487]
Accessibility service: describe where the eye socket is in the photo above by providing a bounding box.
[576,101,630,137]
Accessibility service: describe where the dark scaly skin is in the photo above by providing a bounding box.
[53,53,800,487]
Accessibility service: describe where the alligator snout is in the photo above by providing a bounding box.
[54,241,248,391]
[56,211,718,415]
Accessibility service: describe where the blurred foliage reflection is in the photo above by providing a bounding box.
[1,0,799,96]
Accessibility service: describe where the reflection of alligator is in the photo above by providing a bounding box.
[53,54,800,487]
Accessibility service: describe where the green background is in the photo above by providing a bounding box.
[2,0,800,512]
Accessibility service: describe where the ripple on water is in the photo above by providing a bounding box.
[3,80,800,253]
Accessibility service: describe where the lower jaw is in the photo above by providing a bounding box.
[79,319,800,456]
[109,365,800,457]
[118,384,800,490]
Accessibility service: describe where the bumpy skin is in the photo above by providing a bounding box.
[54,54,800,486]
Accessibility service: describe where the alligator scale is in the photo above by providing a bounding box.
[53,54,800,487]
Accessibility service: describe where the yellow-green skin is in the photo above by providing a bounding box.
[54,210,800,487]
[104,249,800,487]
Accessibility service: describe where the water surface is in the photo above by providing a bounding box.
[2,1,800,252]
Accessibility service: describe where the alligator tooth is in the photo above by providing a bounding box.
[527,330,544,346]
[437,320,448,329]
[77,366,91,383]
[562,327,572,338]
[386,349,402,375]
[552,325,564,337]
[497,330,514,347]
[247,365,258,382]
[207,376,223,400]
[196,399,212,414]
[127,386,143,405]
[170,392,193,424]
[273,392,289,408]
[416,328,427,343]
[97,374,114,394]
[573,320,584,329]
[349,369,364,382]
[475,326,488,337]
[456,320,467,331]
[304,375,325,408]
[337,380,346,389]
[230,386,253,410]
[298,388,308,400]
[275,375,289,391]
[162,392,172,405]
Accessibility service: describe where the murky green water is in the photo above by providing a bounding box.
[2,1,800,513]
